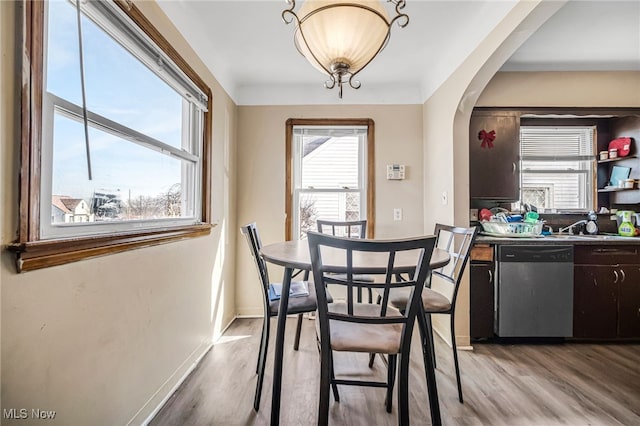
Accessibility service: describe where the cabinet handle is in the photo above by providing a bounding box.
[620,269,626,283]
[512,162,516,174]
[488,270,493,283]
[613,270,619,283]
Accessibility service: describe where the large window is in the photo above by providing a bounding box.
[285,119,374,240]
[519,126,595,211]
[12,0,212,271]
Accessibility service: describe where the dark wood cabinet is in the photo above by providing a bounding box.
[573,265,618,338]
[470,262,495,339]
[469,112,520,200]
[618,265,640,337]
[573,245,640,339]
[469,244,495,339]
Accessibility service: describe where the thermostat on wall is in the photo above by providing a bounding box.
[387,164,405,180]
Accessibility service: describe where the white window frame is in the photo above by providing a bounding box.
[11,0,213,272]
[39,0,206,239]
[285,119,375,241]
[519,125,596,211]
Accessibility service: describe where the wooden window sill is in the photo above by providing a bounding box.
[7,223,213,272]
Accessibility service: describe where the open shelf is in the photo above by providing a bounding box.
[597,155,636,164]
[598,186,636,193]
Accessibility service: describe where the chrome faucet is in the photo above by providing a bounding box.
[558,220,588,235]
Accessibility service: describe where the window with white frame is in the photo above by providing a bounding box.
[287,121,374,240]
[12,0,212,272]
[519,126,595,211]
[41,0,207,238]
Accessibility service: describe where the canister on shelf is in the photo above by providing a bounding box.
[609,148,618,159]
[599,151,609,160]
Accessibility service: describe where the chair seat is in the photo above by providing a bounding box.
[389,288,452,313]
[421,288,451,312]
[331,273,375,283]
[324,302,403,354]
[268,281,332,316]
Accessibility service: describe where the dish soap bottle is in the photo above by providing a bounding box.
[618,211,635,237]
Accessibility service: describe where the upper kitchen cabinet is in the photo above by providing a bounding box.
[469,111,520,200]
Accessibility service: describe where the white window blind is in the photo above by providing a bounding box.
[520,126,596,211]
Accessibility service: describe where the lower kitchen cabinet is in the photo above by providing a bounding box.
[573,265,618,338]
[574,245,640,339]
[469,244,495,339]
[470,262,495,339]
[618,265,640,337]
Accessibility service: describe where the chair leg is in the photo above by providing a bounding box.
[330,350,340,402]
[385,354,397,413]
[418,309,441,425]
[294,313,304,351]
[451,314,464,403]
[256,320,265,374]
[397,352,411,425]
[368,353,376,368]
[367,287,373,304]
[426,313,436,369]
[254,316,270,411]
[318,346,331,426]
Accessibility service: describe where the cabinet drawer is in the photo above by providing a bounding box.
[471,245,494,262]
[574,245,640,265]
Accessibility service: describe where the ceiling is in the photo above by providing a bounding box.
[157,0,640,106]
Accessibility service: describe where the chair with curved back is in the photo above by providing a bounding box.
[241,222,331,411]
[316,219,374,303]
[308,231,437,425]
[389,223,477,403]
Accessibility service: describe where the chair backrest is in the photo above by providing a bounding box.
[316,219,367,239]
[431,224,478,307]
[240,223,270,300]
[308,231,436,353]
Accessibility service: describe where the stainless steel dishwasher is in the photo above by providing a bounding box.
[496,245,574,337]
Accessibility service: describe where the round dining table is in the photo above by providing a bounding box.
[260,238,449,426]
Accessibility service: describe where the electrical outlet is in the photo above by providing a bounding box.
[393,208,402,221]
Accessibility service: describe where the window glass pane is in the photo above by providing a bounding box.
[300,135,359,189]
[51,113,192,225]
[46,0,184,149]
[297,192,361,239]
[521,172,589,210]
[46,0,82,105]
[519,126,595,211]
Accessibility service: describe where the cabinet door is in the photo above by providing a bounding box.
[573,265,618,338]
[618,265,640,338]
[470,262,495,339]
[469,113,520,200]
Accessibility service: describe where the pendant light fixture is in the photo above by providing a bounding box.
[282,0,409,98]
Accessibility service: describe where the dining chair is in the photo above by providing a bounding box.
[240,223,331,411]
[389,223,477,403]
[308,231,437,425]
[316,219,374,303]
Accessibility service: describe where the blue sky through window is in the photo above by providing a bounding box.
[46,0,185,204]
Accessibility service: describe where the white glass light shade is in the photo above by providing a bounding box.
[294,0,391,75]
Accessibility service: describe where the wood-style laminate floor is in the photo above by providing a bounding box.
[150,318,640,425]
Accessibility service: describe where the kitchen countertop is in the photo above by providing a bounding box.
[476,234,640,245]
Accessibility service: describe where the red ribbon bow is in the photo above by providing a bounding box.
[478,129,496,149]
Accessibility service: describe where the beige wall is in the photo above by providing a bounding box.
[477,71,640,107]
[0,1,238,425]
[235,105,424,315]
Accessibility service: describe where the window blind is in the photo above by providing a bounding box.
[520,126,595,160]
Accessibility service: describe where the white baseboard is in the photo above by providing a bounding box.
[131,339,213,426]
